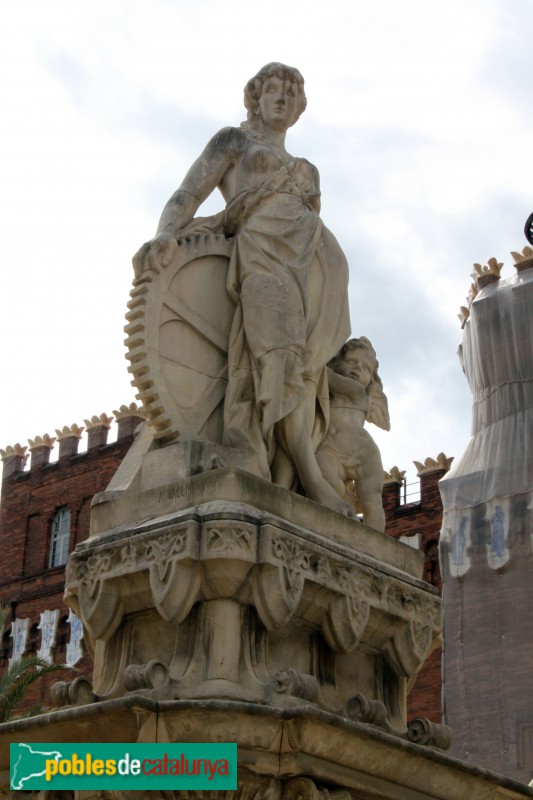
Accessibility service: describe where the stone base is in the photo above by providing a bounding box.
[1,700,531,800]
[65,469,440,738]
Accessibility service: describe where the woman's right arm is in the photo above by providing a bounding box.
[133,128,240,278]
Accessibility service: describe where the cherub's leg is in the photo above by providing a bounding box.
[278,402,356,519]
[316,448,348,501]
[355,445,386,532]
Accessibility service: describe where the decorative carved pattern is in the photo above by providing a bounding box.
[120,541,139,569]
[346,692,387,727]
[270,668,318,702]
[205,526,253,555]
[272,535,311,589]
[407,717,451,750]
[123,660,172,698]
[77,553,112,597]
[283,778,351,800]
[145,532,187,581]
[50,676,96,708]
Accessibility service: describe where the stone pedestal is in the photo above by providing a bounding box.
[1,700,532,800]
[63,466,439,739]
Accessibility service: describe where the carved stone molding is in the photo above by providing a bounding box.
[65,499,441,730]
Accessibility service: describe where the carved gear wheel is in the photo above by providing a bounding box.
[125,233,234,444]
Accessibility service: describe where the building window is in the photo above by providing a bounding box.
[49,507,71,567]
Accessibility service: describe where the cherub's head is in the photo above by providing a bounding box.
[329,337,379,390]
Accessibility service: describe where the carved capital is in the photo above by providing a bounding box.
[146,530,202,621]
[252,533,310,629]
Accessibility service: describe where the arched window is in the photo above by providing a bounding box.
[49,507,71,567]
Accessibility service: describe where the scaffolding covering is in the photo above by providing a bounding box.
[438,264,533,783]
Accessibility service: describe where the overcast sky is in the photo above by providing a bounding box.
[1,0,531,486]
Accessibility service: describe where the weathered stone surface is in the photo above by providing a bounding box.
[316,337,389,531]
[65,471,440,738]
[91,465,418,574]
[128,62,367,520]
[1,701,532,800]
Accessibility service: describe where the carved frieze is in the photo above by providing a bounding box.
[65,502,441,729]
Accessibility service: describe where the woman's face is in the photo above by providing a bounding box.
[258,75,298,132]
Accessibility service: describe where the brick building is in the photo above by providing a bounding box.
[382,453,452,723]
[0,415,448,720]
[0,405,146,709]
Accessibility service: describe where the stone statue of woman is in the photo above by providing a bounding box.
[133,63,353,516]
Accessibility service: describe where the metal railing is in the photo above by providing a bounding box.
[399,478,421,506]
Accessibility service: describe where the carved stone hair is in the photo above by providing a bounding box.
[330,337,379,373]
[243,62,307,128]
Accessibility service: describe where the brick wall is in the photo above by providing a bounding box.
[0,426,138,713]
[383,467,446,723]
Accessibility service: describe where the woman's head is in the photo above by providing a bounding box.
[243,63,307,129]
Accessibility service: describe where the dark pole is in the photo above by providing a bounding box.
[524,212,533,245]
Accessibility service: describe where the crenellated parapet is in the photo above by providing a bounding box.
[84,413,113,450]
[459,250,533,327]
[414,453,454,477]
[383,466,406,485]
[472,256,503,289]
[0,443,28,478]
[55,424,85,459]
[1,405,147,481]
[113,402,147,440]
[28,434,56,469]
[511,245,533,272]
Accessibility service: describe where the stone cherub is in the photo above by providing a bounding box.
[316,337,390,531]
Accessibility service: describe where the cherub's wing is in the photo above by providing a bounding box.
[366,383,390,431]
